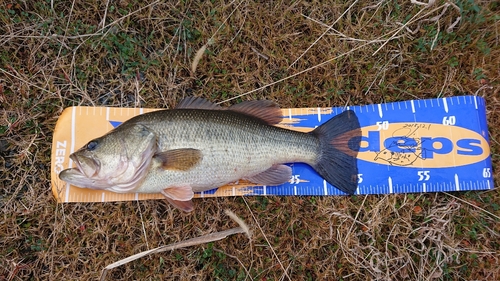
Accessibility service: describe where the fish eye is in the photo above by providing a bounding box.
[86,140,98,151]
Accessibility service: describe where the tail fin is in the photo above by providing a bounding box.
[310,110,361,195]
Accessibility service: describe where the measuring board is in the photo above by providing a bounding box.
[50,95,493,203]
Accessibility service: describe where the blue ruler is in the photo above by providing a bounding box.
[240,95,493,196]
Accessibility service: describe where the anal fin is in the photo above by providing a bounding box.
[164,197,194,213]
[245,165,292,186]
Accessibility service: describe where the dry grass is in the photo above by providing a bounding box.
[1,0,499,280]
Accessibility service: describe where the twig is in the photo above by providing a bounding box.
[444,193,500,220]
[136,201,149,250]
[344,195,368,244]
[219,38,376,104]
[243,198,291,281]
[288,0,360,69]
[192,0,243,74]
[0,68,55,95]
[100,0,111,30]
[99,209,251,280]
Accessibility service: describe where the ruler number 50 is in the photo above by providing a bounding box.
[417,171,430,181]
[376,121,389,130]
[442,116,456,126]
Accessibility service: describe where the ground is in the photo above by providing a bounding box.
[1,1,499,280]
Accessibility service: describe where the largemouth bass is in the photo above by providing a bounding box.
[59,97,361,212]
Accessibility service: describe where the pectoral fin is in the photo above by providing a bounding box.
[161,185,195,212]
[245,164,292,186]
[154,148,202,171]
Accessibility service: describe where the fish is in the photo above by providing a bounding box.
[59,97,361,212]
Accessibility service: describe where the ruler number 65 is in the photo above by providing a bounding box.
[442,116,456,126]
[483,168,491,178]
[417,171,430,181]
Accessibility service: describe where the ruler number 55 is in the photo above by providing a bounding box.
[417,171,430,181]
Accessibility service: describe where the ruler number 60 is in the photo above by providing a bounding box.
[442,116,456,126]
[417,171,430,181]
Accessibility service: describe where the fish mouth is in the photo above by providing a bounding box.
[69,153,100,178]
[59,167,110,190]
[59,155,107,190]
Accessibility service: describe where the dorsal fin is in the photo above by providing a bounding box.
[229,100,283,125]
[176,97,283,125]
[175,96,223,110]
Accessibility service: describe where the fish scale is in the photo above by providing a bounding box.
[131,109,320,193]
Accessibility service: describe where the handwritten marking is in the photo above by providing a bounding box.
[373,124,433,166]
